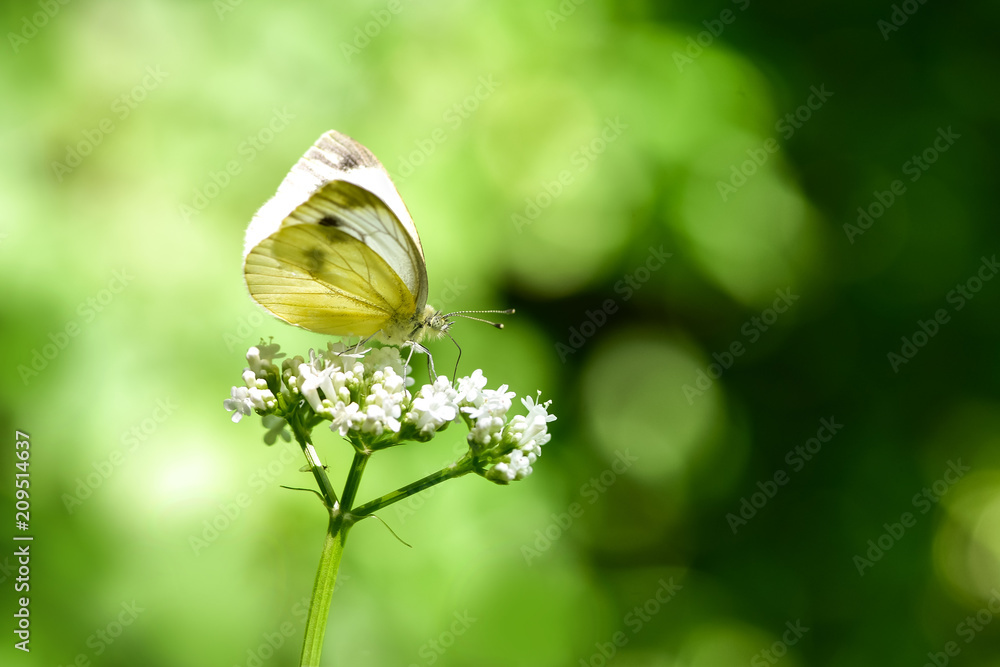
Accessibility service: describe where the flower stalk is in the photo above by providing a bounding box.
[299,509,351,667]
[224,341,556,665]
[351,456,475,518]
[290,412,339,510]
[340,450,370,511]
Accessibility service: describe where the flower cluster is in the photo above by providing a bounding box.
[225,342,555,483]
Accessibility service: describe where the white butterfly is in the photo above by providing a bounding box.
[243,130,509,354]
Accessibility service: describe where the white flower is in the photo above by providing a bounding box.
[463,385,514,421]
[330,402,363,436]
[477,393,554,483]
[280,355,305,399]
[250,387,276,411]
[406,375,460,436]
[467,415,505,448]
[509,394,555,455]
[227,342,557,482]
[456,370,488,406]
[224,386,254,422]
[381,369,406,395]
[361,405,389,436]
[365,346,413,385]
[246,343,284,378]
[487,449,534,483]
[296,361,334,417]
[321,369,355,405]
[459,380,515,448]
[239,369,277,412]
[363,373,406,436]
[295,352,357,416]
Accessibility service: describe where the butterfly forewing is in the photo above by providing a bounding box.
[243,131,428,309]
[291,179,425,307]
[245,221,416,337]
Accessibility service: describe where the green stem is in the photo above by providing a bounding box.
[290,412,339,509]
[351,457,475,518]
[340,449,370,511]
[299,510,351,667]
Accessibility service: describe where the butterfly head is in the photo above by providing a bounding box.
[415,305,453,342]
[376,306,515,346]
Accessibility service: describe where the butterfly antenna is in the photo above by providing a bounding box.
[444,308,516,330]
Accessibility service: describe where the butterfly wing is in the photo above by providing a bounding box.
[244,179,419,337]
[244,131,428,312]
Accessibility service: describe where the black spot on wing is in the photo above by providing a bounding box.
[319,215,341,227]
[338,152,359,169]
[304,247,325,274]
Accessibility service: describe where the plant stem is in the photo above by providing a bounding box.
[293,423,469,665]
[299,510,351,667]
[340,449,370,511]
[290,412,339,509]
[351,457,475,518]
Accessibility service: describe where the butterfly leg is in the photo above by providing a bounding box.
[401,341,436,384]
[402,342,418,387]
[357,333,377,352]
[412,342,436,380]
[424,348,437,381]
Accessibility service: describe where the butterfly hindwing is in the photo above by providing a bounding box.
[245,219,416,337]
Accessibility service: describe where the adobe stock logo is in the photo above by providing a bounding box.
[853,459,969,576]
[511,117,628,233]
[521,450,638,565]
[554,246,671,362]
[406,611,477,667]
[545,0,589,29]
[923,589,1000,667]
[62,398,178,514]
[189,445,301,555]
[682,287,799,404]
[7,0,73,53]
[18,268,134,385]
[717,84,833,202]
[750,620,810,667]
[726,417,842,534]
[339,0,409,62]
[393,76,500,182]
[877,0,929,40]
[51,66,169,182]
[178,108,296,223]
[578,577,682,667]
[843,126,960,244]
[887,254,997,373]
[56,600,145,666]
[672,0,752,72]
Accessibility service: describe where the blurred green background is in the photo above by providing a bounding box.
[2,0,999,665]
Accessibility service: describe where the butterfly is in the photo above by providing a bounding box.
[243,130,510,360]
